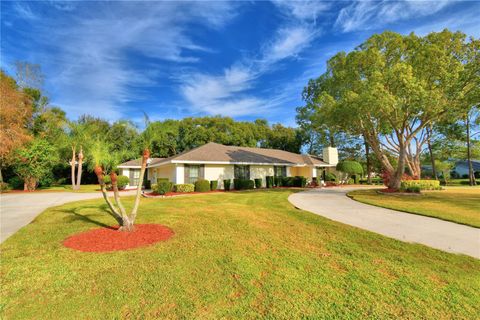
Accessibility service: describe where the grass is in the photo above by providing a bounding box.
[1,190,479,319]
[348,188,480,228]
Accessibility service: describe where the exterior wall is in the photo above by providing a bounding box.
[149,164,176,184]
[204,164,234,189]
[290,166,314,180]
[250,165,274,187]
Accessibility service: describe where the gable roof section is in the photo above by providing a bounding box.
[118,157,164,168]
[149,142,332,167]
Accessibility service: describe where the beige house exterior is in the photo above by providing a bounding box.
[118,142,338,190]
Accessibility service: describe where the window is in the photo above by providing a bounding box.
[186,165,201,184]
[130,169,140,186]
[274,166,287,177]
[234,165,250,180]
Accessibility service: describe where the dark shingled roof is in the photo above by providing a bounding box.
[150,142,330,166]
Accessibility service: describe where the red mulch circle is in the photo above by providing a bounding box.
[63,224,174,252]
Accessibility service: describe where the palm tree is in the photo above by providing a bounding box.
[90,138,150,232]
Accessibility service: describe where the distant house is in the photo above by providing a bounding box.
[452,160,480,178]
[118,142,339,189]
[422,160,480,178]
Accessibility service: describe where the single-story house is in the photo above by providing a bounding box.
[118,142,339,189]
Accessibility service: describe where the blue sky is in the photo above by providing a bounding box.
[2,1,479,127]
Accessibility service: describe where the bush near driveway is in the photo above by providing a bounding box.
[281,176,306,188]
[173,184,194,193]
[223,179,231,191]
[155,180,173,195]
[266,176,273,188]
[400,180,441,191]
[210,180,218,191]
[254,178,262,189]
[194,179,210,192]
[233,179,254,190]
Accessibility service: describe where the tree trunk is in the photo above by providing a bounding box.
[388,143,407,190]
[129,149,150,226]
[426,126,437,180]
[466,116,476,186]
[0,167,3,183]
[110,172,131,231]
[364,134,372,184]
[75,146,84,190]
[94,166,123,226]
[71,145,76,189]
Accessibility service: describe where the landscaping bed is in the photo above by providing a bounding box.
[63,224,174,252]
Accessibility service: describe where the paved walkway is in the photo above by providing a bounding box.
[288,187,480,259]
[0,190,137,243]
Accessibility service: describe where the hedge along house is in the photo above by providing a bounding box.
[118,142,339,190]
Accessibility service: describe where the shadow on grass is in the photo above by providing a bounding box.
[63,204,117,230]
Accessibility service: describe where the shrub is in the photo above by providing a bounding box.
[400,180,441,191]
[194,179,210,192]
[382,171,413,187]
[155,180,173,195]
[233,179,254,190]
[274,176,282,187]
[157,178,169,183]
[117,175,129,190]
[210,180,218,190]
[336,161,363,183]
[173,183,194,193]
[254,178,262,188]
[266,176,273,188]
[0,182,11,192]
[324,172,336,182]
[223,179,231,191]
[280,176,306,187]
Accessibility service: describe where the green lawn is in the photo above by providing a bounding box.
[1,190,479,319]
[348,188,480,228]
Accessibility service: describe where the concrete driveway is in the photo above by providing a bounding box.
[288,187,480,259]
[0,190,137,243]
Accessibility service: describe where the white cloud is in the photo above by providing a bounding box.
[263,26,316,64]
[271,0,330,23]
[335,0,453,32]
[178,1,327,117]
[10,1,238,120]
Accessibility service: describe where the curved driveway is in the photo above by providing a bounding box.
[288,187,480,259]
[0,190,137,243]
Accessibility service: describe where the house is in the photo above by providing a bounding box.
[118,142,339,189]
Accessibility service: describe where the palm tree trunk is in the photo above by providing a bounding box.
[71,146,76,189]
[75,146,84,190]
[466,115,476,186]
[129,149,149,226]
[94,166,123,226]
[110,172,131,231]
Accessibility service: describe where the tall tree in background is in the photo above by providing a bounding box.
[0,71,33,182]
[13,139,57,190]
[299,30,478,189]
